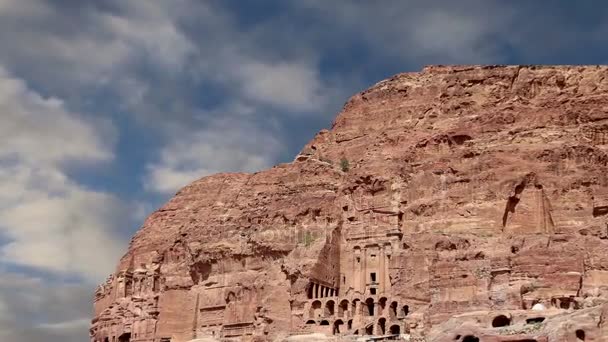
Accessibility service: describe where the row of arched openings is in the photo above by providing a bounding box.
[306,319,401,336]
[310,297,408,319]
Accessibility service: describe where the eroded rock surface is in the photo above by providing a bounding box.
[91,65,608,342]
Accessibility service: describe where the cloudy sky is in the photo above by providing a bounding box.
[0,0,607,341]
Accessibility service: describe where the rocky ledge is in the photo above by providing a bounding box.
[91,65,608,342]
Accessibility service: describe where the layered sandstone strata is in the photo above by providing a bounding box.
[91,65,608,342]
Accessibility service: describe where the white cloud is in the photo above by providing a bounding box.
[145,118,283,194]
[0,67,126,282]
[0,66,112,166]
[237,60,327,111]
[0,270,91,342]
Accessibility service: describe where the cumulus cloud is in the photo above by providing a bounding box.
[0,270,91,342]
[0,66,112,165]
[0,67,126,282]
[236,60,328,111]
[145,118,283,194]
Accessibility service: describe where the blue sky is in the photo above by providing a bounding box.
[0,1,607,341]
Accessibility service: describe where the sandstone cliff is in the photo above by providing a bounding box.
[91,65,608,342]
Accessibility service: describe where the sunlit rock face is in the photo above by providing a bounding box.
[90,65,608,342]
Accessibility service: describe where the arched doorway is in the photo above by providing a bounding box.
[352,298,361,316]
[378,297,387,316]
[339,299,349,318]
[310,300,322,318]
[365,298,374,316]
[377,317,386,335]
[306,320,316,325]
[576,329,586,341]
[333,319,344,335]
[325,300,335,317]
[390,324,400,334]
[401,305,409,316]
[347,319,353,330]
[365,323,373,335]
[389,301,398,319]
[492,315,511,327]
[320,320,330,326]
[118,333,131,342]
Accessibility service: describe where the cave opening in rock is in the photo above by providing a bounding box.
[576,329,586,341]
[492,315,511,327]
[390,324,400,334]
[365,324,373,335]
[526,317,545,324]
[462,336,479,342]
[118,333,131,342]
[306,320,316,325]
[320,320,330,326]
[402,305,409,316]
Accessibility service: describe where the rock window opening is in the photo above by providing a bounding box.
[333,320,344,335]
[310,300,322,318]
[377,318,386,335]
[370,273,377,283]
[347,319,353,330]
[402,305,409,316]
[320,320,330,326]
[306,320,316,325]
[576,329,586,341]
[352,299,361,315]
[365,324,373,335]
[325,300,335,316]
[343,275,346,284]
[365,298,374,316]
[492,315,511,327]
[339,300,349,318]
[390,325,400,334]
[526,317,545,324]
[462,336,480,342]
[379,297,387,316]
[390,301,398,318]
[370,288,377,295]
[118,333,131,342]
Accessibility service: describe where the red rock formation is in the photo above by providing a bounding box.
[91,65,608,342]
